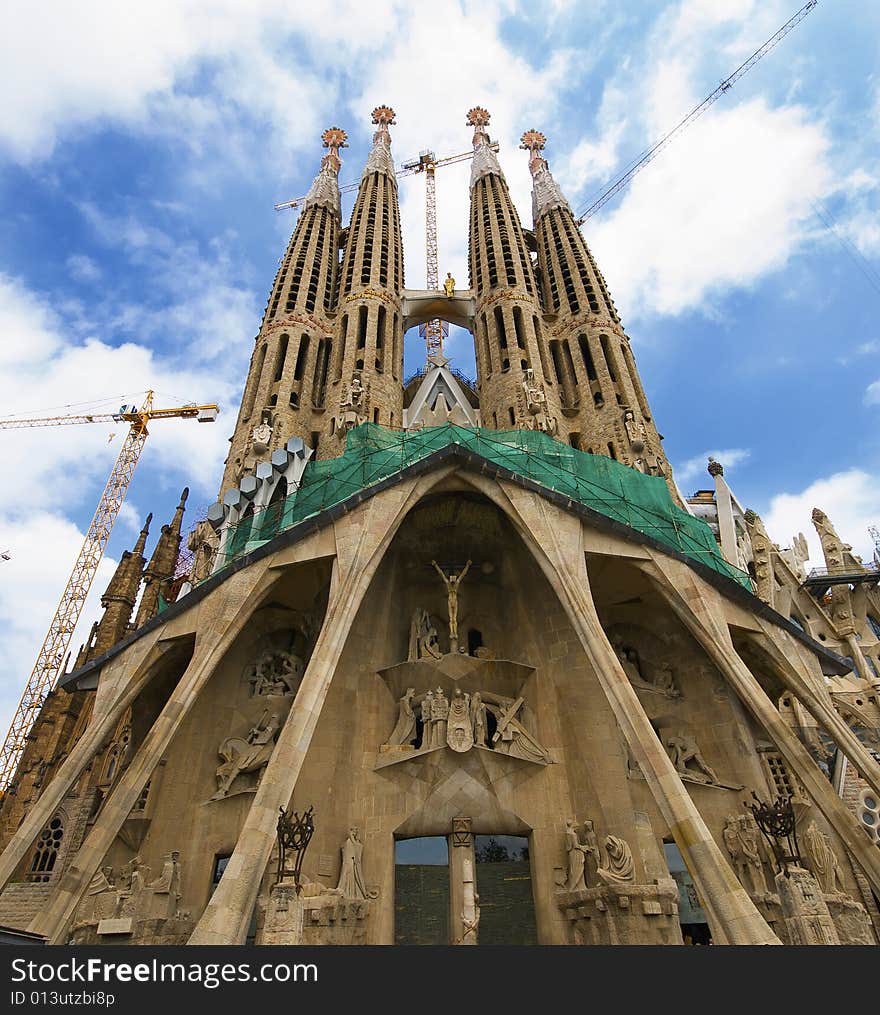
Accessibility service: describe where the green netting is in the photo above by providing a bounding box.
[217,423,752,589]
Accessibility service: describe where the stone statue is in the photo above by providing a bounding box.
[419,690,434,749]
[123,855,149,894]
[489,694,552,765]
[802,822,843,895]
[87,866,115,896]
[336,373,368,433]
[723,815,767,896]
[245,650,302,697]
[431,559,472,649]
[431,686,450,748]
[521,368,557,435]
[623,408,646,454]
[408,607,441,661]
[336,827,369,900]
[470,691,487,747]
[147,850,181,896]
[213,711,282,798]
[564,819,590,891]
[664,729,718,784]
[653,663,680,698]
[447,687,473,752]
[596,835,635,885]
[387,687,417,746]
[444,272,456,297]
[611,634,643,684]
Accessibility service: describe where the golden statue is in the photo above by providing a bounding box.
[443,272,455,297]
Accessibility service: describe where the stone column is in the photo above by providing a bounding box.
[0,631,166,894]
[488,483,778,945]
[188,474,448,944]
[643,559,880,898]
[28,564,275,942]
[448,817,477,945]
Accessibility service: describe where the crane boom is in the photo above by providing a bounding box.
[0,390,219,791]
[575,0,819,225]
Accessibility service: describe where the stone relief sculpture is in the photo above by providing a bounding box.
[470,692,487,747]
[245,650,303,697]
[335,827,377,901]
[387,687,417,746]
[596,835,635,886]
[663,729,718,784]
[447,688,474,753]
[520,367,557,436]
[212,711,282,799]
[802,822,843,895]
[407,607,442,661]
[490,694,552,765]
[611,634,680,698]
[87,866,115,896]
[147,850,181,896]
[723,814,768,896]
[431,686,450,748]
[335,373,369,435]
[431,559,472,651]
[564,818,592,891]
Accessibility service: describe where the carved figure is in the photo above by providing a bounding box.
[214,711,282,798]
[596,835,635,885]
[335,374,369,433]
[564,819,590,891]
[623,408,646,454]
[387,687,417,746]
[87,866,115,896]
[444,272,455,297]
[520,369,557,434]
[419,690,434,749]
[447,687,474,752]
[431,687,450,749]
[408,607,442,660]
[246,650,302,697]
[724,815,768,896]
[470,691,487,747]
[611,635,643,684]
[664,730,718,784]
[490,695,552,765]
[803,822,843,895]
[431,559,472,646]
[251,421,272,453]
[147,850,181,895]
[123,855,149,894]
[653,664,680,698]
[336,827,368,900]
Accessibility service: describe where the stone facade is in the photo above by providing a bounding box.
[2,107,880,948]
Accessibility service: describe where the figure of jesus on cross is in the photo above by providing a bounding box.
[431,559,472,653]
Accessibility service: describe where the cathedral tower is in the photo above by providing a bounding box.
[519,128,669,485]
[520,130,672,482]
[221,127,348,490]
[327,105,405,452]
[466,108,563,436]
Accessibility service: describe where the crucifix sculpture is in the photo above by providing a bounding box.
[431,559,472,653]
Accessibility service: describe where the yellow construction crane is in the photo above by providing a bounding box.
[276,143,498,361]
[0,390,219,791]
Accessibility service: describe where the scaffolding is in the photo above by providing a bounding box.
[214,423,752,589]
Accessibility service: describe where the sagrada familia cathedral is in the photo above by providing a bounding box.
[1,106,879,946]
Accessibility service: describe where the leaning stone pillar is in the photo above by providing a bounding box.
[188,478,437,945]
[28,564,274,942]
[643,561,880,898]
[495,490,778,945]
[0,633,167,894]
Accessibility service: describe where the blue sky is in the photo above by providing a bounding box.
[0,0,879,735]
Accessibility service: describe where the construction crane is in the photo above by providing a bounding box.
[575,0,819,225]
[0,391,219,791]
[276,143,498,360]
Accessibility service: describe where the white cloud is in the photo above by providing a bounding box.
[866,379,880,406]
[66,254,101,282]
[676,447,750,485]
[763,468,880,571]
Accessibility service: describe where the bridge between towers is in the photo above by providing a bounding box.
[401,289,476,334]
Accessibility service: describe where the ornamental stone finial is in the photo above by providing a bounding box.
[707,458,724,478]
[520,129,548,177]
[320,127,348,173]
[371,105,396,127]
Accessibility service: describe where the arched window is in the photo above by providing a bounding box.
[29,815,64,882]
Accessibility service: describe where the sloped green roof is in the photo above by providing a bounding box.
[219,423,750,589]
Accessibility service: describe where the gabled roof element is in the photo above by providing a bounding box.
[405,361,479,429]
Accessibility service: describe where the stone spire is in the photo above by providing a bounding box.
[467,106,504,188]
[302,126,348,223]
[520,129,570,220]
[78,514,152,664]
[220,128,348,494]
[519,128,676,497]
[135,489,188,629]
[362,105,397,181]
[326,105,405,453]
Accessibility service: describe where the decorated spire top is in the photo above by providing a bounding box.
[520,129,548,176]
[707,457,724,478]
[320,126,348,174]
[303,126,348,221]
[466,106,503,189]
[363,105,397,182]
[519,128,570,221]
